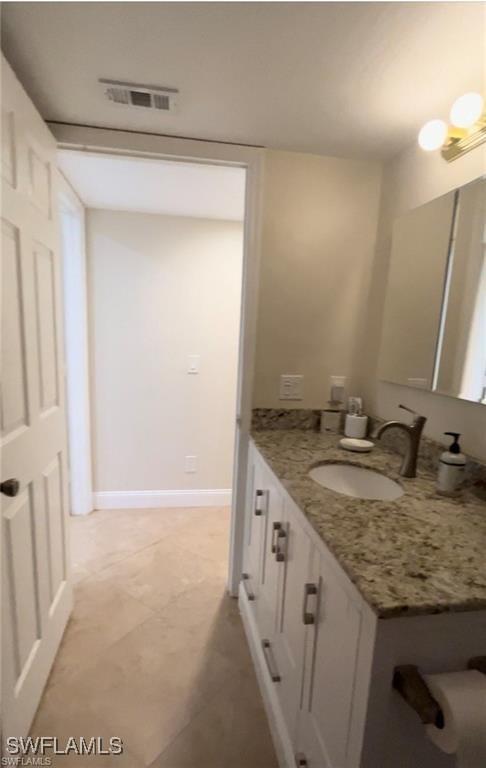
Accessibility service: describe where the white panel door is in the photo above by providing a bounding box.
[1,56,73,738]
[241,445,268,604]
[297,550,362,768]
[273,497,313,745]
[258,464,285,644]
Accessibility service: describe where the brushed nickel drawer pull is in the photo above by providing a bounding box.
[271,521,282,553]
[275,528,287,562]
[254,489,264,516]
[295,754,308,767]
[241,573,255,601]
[302,582,318,625]
[262,639,281,682]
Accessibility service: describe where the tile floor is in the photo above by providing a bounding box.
[31,507,279,767]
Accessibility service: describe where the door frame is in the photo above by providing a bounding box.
[58,173,93,516]
[48,122,264,596]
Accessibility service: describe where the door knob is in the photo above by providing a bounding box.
[1,479,20,497]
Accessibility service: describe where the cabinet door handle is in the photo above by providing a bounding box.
[271,521,281,553]
[302,582,318,625]
[254,489,264,516]
[275,528,287,562]
[262,639,281,682]
[241,573,255,601]
[295,754,308,767]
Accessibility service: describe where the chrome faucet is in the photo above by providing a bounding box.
[374,405,427,478]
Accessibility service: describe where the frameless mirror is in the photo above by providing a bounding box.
[435,178,486,402]
[379,176,486,405]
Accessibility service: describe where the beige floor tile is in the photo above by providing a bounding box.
[30,694,143,767]
[94,536,220,613]
[156,579,252,671]
[45,576,154,685]
[150,670,278,768]
[30,507,277,768]
[72,613,237,765]
[69,507,190,574]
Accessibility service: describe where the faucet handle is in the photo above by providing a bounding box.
[399,404,426,426]
[399,404,417,415]
[398,403,420,416]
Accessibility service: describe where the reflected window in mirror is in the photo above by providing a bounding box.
[433,178,486,404]
[378,175,486,406]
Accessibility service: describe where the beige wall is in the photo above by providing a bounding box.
[361,142,486,461]
[253,150,382,408]
[252,143,485,461]
[87,209,243,493]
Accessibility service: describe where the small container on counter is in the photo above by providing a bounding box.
[344,413,368,439]
[320,409,342,434]
[437,432,466,494]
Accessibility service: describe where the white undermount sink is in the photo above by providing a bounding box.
[308,463,404,501]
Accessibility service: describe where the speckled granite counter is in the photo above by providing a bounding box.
[251,428,486,619]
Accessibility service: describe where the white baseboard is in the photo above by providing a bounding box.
[93,488,232,510]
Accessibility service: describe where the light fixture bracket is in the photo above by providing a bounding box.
[441,116,486,162]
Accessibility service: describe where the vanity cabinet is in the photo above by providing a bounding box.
[240,440,486,768]
[241,442,365,767]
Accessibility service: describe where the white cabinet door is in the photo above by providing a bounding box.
[241,444,268,604]
[297,550,362,768]
[257,463,285,645]
[2,56,73,738]
[273,496,313,745]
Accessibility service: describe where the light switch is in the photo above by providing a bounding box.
[187,355,200,374]
[185,455,197,473]
[280,374,304,401]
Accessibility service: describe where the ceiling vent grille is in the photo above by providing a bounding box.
[99,79,178,113]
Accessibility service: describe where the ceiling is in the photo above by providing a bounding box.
[2,3,485,160]
[58,150,246,221]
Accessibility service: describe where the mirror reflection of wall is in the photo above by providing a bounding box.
[434,178,486,403]
[378,175,486,406]
[378,191,456,390]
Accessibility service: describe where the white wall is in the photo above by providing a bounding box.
[360,142,486,461]
[253,149,382,407]
[87,209,243,505]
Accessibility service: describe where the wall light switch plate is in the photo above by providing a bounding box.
[280,374,304,401]
[187,355,200,374]
[184,455,197,473]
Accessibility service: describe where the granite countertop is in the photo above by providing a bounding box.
[251,428,486,619]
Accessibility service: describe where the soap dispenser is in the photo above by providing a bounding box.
[437,432,466,493]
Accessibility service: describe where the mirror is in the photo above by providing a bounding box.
[379,177,486,405]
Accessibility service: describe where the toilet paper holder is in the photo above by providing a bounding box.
[393,657,486,729]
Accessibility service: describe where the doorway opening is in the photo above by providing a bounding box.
[58,148,247,570]
[38,148,278,764]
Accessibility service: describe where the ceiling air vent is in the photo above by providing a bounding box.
[99,79,178,113]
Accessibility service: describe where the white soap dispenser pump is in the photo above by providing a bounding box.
[437,432,466,494]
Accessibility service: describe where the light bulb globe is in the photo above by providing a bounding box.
[450,92,484,128]
[418,120,448,151]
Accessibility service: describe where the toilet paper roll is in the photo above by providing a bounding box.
[424,671,486,768]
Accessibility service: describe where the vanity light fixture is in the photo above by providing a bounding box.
[418,91,486,162]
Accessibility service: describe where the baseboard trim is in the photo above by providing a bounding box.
[93,489,232,510]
